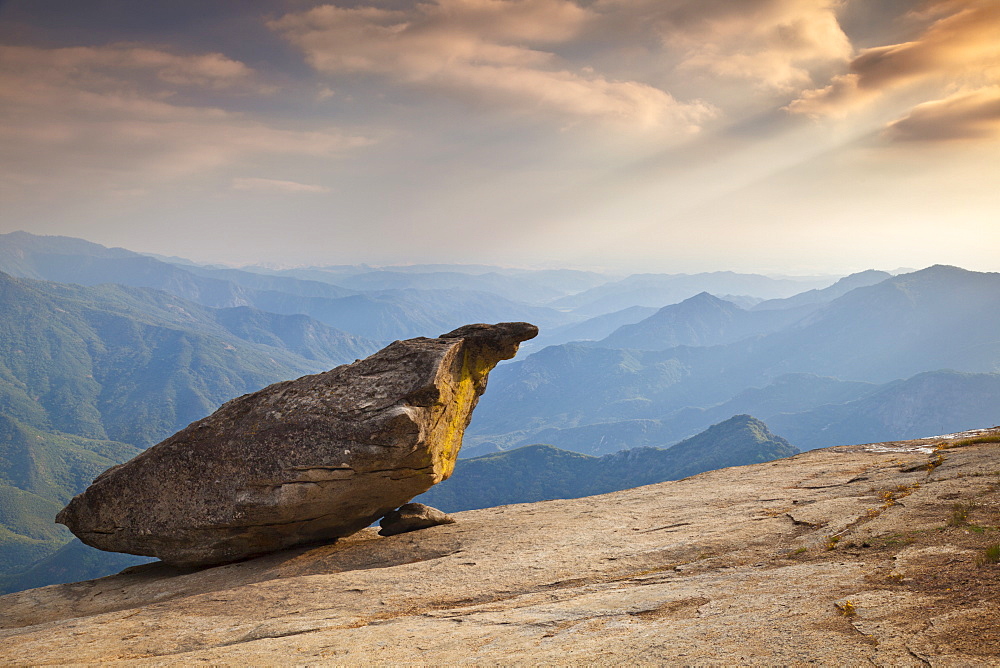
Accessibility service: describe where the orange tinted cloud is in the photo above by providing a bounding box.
[788,0,1000,117]
[271,1,716,132]
[885,87,1000,141]
[599,0,851,92]
[0,44,368,191]
[0,44,260,92]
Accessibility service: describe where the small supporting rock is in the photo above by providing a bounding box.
[379,503,456,536]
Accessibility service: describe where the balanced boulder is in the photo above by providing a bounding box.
[56,322,537,566]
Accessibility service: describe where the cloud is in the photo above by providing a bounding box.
[270,1,715,132]
[0,43,369,193]
[231,177,331,193]
[884,87,1000,142]
[0,43,262,92]
[788,0,1000,116]
[783,73,870,118]
[596,0,852,92]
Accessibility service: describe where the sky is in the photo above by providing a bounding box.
[0,0,997,274]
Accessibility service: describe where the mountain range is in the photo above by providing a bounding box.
[2,230,999,597]
[0,232,573,342]
[549,271,834,316]
[417,415,797,511]
[480,370,1000,457]
[464,265,1000,455]
[597,291,810,350]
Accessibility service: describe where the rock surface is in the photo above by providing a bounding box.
[55,322,537,566]
[378,503,455,536]
[3,429,998,664]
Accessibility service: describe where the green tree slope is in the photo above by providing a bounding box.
[419,415,797,512]
[0,271,379,591]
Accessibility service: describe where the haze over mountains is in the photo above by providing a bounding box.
[0,232,570,342]
[464,264,1000,456]
[1,230,999,595]
[549,272,834,317]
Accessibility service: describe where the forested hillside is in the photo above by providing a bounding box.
[419,416,797,511]
[0,270,379,591]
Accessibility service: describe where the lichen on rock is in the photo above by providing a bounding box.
[56,322,537,566]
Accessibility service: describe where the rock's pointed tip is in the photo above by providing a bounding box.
[54,495,79,528]
[439,322,538,363]
[439,322,539,344]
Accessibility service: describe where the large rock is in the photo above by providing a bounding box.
[56,322,537,566]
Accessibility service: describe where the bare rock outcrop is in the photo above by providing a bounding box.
[55,322,537,566]
[5,430,999,665]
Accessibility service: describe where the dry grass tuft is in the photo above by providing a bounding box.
[977,544,1000,567]
[948,501,979,527]
[949,434,1000,448]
